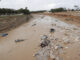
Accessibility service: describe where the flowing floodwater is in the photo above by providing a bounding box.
[0,14,80,60]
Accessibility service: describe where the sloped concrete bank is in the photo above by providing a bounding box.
[0,15,32,33]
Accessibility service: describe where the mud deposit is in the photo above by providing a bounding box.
[0,15,80,60]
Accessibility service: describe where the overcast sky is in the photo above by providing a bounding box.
[0,0,80,11]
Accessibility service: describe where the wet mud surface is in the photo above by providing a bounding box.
[0,14,80,60]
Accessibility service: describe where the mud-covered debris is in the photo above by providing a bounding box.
[34,47,50,60]
[64,40,70,44]
[0,33,8,37]
[32,24,36,26]
[50,51,63,60]
[65,47,69,49]
[40,40,50,48]
[56,57,63,60]
[41,35,48,40]
[15,39,24,43]
[63,38,70,44]
[40,35,50,48]
[55,45,63,50]
[33,53,40,57]
[52,24,56,26]
[54,38,58,41]
[73,28,78,30]
[50,54,56,60]
[50,50,56,59]
[50,28,55,33]
[50,38,58,41]
[51,24,54,26]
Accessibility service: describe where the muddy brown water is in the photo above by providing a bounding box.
[0,15,80,60]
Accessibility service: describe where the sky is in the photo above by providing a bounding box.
[0,0,80,11]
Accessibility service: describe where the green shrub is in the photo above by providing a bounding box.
[50,8,66,13]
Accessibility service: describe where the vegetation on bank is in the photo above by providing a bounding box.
[50,8,67,13]
[50,5,80,13]
[31,10,47,13]
[0,7,30,15]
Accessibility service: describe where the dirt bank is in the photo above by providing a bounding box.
[43,12,80,27]
[0,15,32,33]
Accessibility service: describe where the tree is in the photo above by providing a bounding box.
[74,5,80,11]
[71,9,75,11]
[17,7,30,15]
[23,7,30,15]
[50,8,66,13]
[0,7,31,15]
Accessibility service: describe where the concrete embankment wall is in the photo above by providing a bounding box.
[0,15,32,33]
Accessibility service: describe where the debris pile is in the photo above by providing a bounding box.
[34,34,64,60]
[15,39,24,43]
[32,24,36,26]
[50,28,55,33]
[0,33,8,37]
[33,16,80,60]
[40,35,50,48]
[62,38,70,44]
[34,29,64,60]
